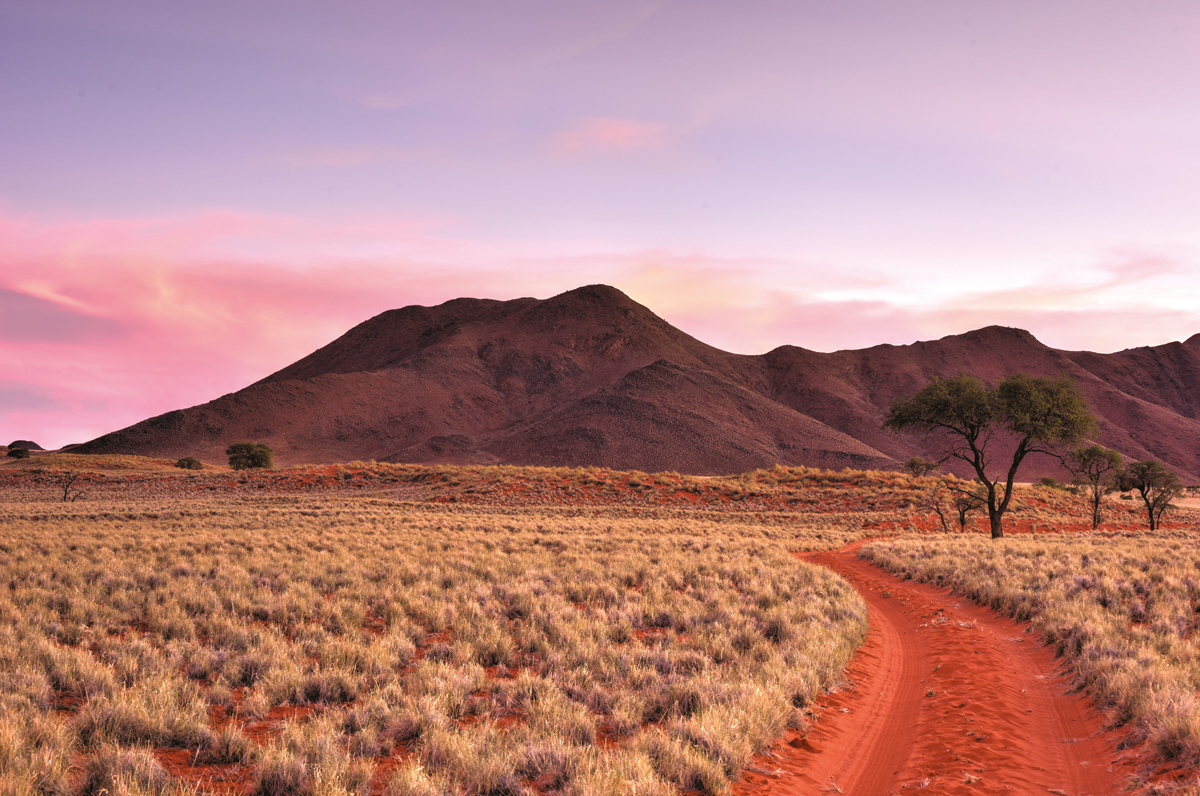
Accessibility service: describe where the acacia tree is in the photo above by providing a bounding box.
[1067,445,1123,530]
[927,478,987,533]
[884,373,1096,538]
[1120,459,1182,530]
[904,456,940,477]
[226,442,274,470]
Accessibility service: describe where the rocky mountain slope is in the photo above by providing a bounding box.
[75,285,1200,479]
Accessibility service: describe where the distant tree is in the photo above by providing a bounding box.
[904,456,939,478]
[926,478,987,533]
[6,448,30,459]
[175,457,204,471]
[59,472,85,502]
[1067,445,1123,530]
[884,373,1096,538]
[225,443,274,471]
[1120,460,1183,531]
[951,488,987,532]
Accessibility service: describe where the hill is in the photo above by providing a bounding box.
[74,285,1200,479]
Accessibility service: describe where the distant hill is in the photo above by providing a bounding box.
[74,285,1200,480]
[7,440,44,450]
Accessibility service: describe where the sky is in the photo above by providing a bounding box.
[4,1,1200,449]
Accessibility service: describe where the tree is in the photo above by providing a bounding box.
[175,457,204,470]
[884,373,1096,538]
[225,442,274,470]
[1067,445,1123,530]
[1119,460,1182,531]
[927,478,987,533]
[59,472,85,502]
[904,456,940,477]
[951,489,987,532]
[6,448,30,459]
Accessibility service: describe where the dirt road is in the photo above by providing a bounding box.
[735,544,1126,796]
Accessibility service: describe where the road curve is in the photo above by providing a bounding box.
[735,544,1126,796]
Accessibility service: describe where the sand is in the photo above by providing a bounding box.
[735,544,1127,795]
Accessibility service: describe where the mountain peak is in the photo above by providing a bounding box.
[951,325,1044,347]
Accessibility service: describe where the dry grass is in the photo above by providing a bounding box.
[861,531,1200,783]
[0,489,867,794]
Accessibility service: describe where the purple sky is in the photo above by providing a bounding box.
[4,1,1200,450]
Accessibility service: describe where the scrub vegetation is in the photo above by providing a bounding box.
[0,490,866,795]
[861,533,1200,783]
[3,454,1196,793]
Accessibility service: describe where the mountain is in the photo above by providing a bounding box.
[75,285,1200,480]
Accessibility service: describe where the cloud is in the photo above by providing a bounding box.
[0,288,126,343]
[275,145,434,168]
[358,94,413,110]
[551,117,668,157]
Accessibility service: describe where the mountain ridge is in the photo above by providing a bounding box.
[75,285,1200,480]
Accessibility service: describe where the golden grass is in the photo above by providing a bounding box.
[0,494,867,795]
[861,531,1200,784]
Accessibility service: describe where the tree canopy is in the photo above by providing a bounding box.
[884,373,1096,538]
[225,442,274,471]
[1067,445,1123,530]
[1120,460,1182,531]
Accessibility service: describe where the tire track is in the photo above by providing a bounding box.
[735,544,1126,796]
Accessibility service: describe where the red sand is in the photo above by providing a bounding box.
[736,544,1129,796]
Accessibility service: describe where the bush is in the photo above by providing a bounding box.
[226,443,274,470]
[6,448,30,459]
[175,457,204,470]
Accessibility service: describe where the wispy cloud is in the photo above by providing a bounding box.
[358,94,413,110]
[551,117,668,157]
[275,145,435,168]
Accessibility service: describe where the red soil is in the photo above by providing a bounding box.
[735,544,1129,796]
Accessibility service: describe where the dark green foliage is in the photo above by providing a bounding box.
[885,373,1096,538]
[1120,460,1183,531]
[903,456,939,477]
[1068,444,1123,530]
[7,447,30,459]
[175,456,204,470]
[226,442,274,470]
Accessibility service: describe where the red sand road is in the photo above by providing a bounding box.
[736,545,1127,796]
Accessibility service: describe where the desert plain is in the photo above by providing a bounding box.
[3,454,1200,795]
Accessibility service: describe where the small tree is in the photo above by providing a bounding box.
[1120,460,1182,530]
[1067,445,1123,530]
[60,472,85,502]
[6,448,30,459]
[885,373,1096,538]
[951,489,987,531]
[927,479,987,533]
[904,456,940,477]
[225,443,274,471]
[175,457,204,471]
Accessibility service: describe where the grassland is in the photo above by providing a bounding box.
[3,455,1197,794]
[0,489,867,795]
[861,532,1200,787]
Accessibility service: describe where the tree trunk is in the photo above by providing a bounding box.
[989,510,1004,538]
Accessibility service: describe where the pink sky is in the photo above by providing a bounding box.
[3,2,1200,449]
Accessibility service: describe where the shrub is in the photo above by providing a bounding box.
[6,448,30,459]
[175,457,204,470]
[79,746,171,796]
[226,442,274,470]
[903,456,939,477]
